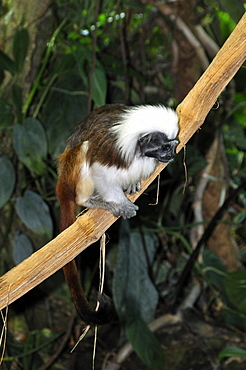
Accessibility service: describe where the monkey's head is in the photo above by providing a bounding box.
[138,131,179,163]
[110,105,179,164]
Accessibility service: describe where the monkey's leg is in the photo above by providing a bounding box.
[88,164,139,218]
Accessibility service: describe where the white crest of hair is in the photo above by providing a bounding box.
[111,105,179,163]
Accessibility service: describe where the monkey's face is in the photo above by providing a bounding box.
[138,131,179,163]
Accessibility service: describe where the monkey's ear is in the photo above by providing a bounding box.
[137,133,153,156]
[138,133,152,144]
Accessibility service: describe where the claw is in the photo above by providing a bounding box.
[124,181,141,194]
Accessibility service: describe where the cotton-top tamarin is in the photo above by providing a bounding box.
[56,104,179,325]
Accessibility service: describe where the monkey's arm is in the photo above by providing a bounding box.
[56,147,114,325]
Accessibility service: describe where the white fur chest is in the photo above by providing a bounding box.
[91,156,157,190]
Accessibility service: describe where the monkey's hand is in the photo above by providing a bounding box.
[124,181,141,194]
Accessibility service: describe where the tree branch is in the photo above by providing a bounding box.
[0,13,245,311]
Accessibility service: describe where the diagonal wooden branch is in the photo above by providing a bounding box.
[0,13,245,311]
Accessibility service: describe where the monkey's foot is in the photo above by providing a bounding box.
[84,197,138,219]
[124,181,141,194]
[108,200,139,219]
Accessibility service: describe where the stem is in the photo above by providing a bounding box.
[22,18,67,119]
[33,74,58,118]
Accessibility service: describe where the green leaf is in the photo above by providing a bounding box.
[219,346,246,360]
[224,118,246,150]
[219,0,245,23]
[73,48,107,107]
[0,156,16,208]
[202,250,227,295]
[217,10,236,42]
[16,190,53,238]
[41,70,88,156]
[223,309,246,331]
[73,47,90,87]
[0,98,14,127]
[224,271,246,314]
[13,232,33,265]
[126,317,165,370]
[203,255,246,329]
[13,118,47,175]
[0,49,16,75]
[113,220,159,323]
[13,28,29,73]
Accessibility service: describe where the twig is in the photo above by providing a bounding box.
[194,25,220,58]
[0,309,8,365]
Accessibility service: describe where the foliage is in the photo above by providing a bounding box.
[113,220,164,368]
[13,118,47,175]
[203,250,246,330]
[113,220,159,323]
[219,346,246,360]
[0,156,15,208]
[0,0,246,369]
[126,317,165,370]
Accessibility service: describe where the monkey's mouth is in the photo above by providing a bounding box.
[158,140,179,163]
[145,150,176,163]
[155,146,178,163]
[158,155,175,163]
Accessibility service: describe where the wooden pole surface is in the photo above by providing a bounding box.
[0,13,246,310]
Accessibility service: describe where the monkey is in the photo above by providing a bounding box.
[56,104,179,325]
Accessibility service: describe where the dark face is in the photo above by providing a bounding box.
[138,131,179,163]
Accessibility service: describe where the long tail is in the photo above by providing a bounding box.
[57,180,114,325]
